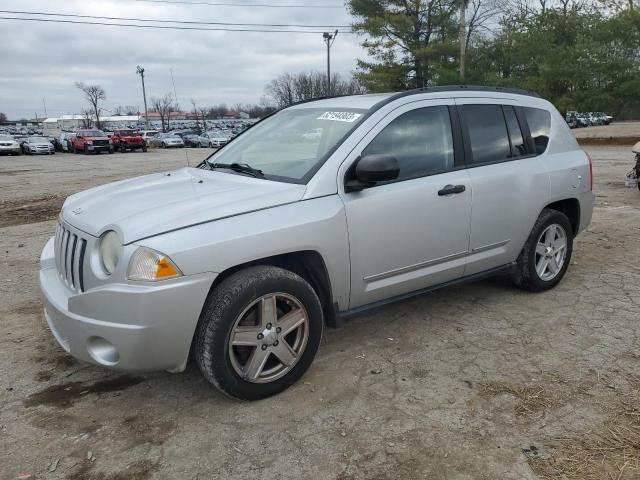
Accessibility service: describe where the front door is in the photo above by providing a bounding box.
[340,101,472,309]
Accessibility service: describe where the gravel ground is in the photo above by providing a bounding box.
[1,145,639,480]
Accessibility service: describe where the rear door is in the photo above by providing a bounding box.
[456,99,549,275]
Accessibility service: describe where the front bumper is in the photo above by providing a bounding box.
[39,237,216,372]
[86,144,111,152]
[0,145,20,154]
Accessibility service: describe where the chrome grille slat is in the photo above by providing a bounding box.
[54,223,88,293]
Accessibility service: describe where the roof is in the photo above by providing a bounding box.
[289,85,541,110]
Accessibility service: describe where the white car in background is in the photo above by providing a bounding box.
[0,135,22,155]
[198,131,230,148]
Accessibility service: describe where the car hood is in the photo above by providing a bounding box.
[61,167,306,244]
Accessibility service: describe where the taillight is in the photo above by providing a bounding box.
[585,151,593,191]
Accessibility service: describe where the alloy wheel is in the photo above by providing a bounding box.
[535,223,568,281]
[228,293,309,384]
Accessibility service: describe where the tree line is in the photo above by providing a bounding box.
[348,0,640,118]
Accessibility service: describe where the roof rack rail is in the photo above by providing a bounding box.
[394,84,540,99]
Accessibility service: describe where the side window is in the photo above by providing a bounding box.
[361,106,454,181]
[503,106,527,157]
[523,107,551,155]
[462,105,511,165]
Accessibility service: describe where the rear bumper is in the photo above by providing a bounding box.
[39,237,216,372]
[578,191,595,234]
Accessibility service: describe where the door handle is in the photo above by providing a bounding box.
[438,184,466,196]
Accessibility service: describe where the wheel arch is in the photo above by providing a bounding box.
[205,250,337,327]
[544,198,580,235]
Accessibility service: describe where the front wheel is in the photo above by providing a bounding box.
[142,145,148,152]
[512,208,573,292]
[195,266,323,400]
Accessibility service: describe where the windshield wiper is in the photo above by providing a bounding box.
[206,162,265,178]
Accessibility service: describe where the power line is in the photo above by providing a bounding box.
[0,9,351,28]
[0,16,355,33]
[134,0,344,8]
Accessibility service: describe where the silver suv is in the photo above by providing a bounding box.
[40,87,594,399]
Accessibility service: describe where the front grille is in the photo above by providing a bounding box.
[93,140,109,146]
[54,223,87,292]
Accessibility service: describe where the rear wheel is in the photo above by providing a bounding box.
[120,144,127,153]
[512,208,573,292]
[195,266,323,400]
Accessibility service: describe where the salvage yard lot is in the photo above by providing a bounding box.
[1,145,640,479]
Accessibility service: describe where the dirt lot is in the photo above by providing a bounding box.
[1,145,640,480]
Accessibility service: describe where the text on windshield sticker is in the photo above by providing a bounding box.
[317,112,362,123]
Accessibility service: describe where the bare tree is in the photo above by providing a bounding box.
[0,112,7,123]
[265,71,366,109]
[75,82,106,129]
[80,108,94,128]
[150,93,175,132]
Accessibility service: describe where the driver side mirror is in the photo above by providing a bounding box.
[345,154,400,192]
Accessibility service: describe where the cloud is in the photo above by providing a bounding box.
[0,0,369,119]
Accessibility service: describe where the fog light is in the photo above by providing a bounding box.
[87,336,119,365]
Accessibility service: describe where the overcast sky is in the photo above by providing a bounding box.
[0,0,368,119]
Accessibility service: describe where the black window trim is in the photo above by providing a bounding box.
[344,104,465,190]
[501,105,532,160]
[457,103,537,169]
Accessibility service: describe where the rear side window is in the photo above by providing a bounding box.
[362,106,454,181]
[462,105,511,165]
[523,107,551,155]
[503,107,527,157]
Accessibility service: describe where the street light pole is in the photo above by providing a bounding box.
[136,65,149,128]
[322,30,338,97]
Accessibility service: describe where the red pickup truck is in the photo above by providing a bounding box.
[111,129,147,153]
[70,129,114,154]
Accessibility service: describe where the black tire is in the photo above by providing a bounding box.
[142,145,148,152]
[162,142,167,149]
[512,208,574,292]
[84,147,90,155]
[120,144,127,153]
[195,265,323,400]
[108,147,114,154]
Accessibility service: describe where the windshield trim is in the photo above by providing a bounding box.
[200,104,375,185]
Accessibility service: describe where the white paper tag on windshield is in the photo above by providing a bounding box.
[317,111,362,123]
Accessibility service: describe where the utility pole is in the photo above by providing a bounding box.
[136,65,149,128]
[459,0,467,83]
[42,98,48,118]
[322,30,338,96]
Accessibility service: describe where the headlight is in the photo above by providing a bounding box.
[99,230,122,275]
[86,140,93,145]
[108,139,113,144]
[127,247,182,281]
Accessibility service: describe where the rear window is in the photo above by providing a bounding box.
[523,107,551,155]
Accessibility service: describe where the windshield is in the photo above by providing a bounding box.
[28,136,49,142]
[118,130,135,136]
[206,107,366,182]
[80,130,104,137]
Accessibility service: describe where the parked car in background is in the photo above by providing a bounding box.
[0,135,22,155]
[149,132,184,148]
[182,134,201,148]
[59,132,76,152]
[40,87,594,400]
[198,131,229,148]
[141,130,160,141]
[111,129,147,152]
[70,129,114,154]
[23,136,55,155]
